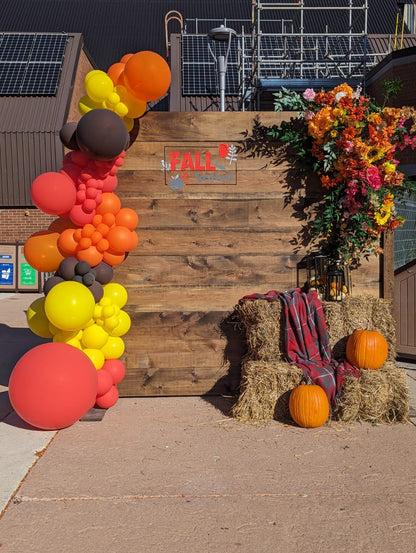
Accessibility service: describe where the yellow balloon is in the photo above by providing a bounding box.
[78,94,102,116]
[45,281,95,331]
[83,348,105,370]
[81,324,109,349]
[103,315,120,332]
[123,116,134,132]
[110,310,131,337]
[101,305,116,319]
[114,101,129,118]
[84,70,104,86]
[53,329,82,342]
[115,85,147,119]
[101,336,125,359]
[103,283,128,308]
[85,71,114,103]
[106,92,121,107]
[27,297,53,338]
[53,335,82,350]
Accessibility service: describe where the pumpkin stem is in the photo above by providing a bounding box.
[304,376,314,385]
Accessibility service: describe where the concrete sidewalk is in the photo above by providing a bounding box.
[1,293,416,553]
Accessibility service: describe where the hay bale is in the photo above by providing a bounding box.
[232,360,410,425]
[331,375,361,423]
[235,294,396,363]
[357,363,409,423]
[333,362,409,424]
[231,360,303,424]
[232,294,406,425]
[235,300,286,361]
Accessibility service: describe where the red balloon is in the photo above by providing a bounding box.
[102,359,126,384]
[31,172,76,215]
[95,385,119,409]
[96,368,113,397]
[9,343,98,430]
[123,51,171,102]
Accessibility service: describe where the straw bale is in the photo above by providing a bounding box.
[232,294,406,425]
[235,294,396,363]
[331,375,361,422]
[235,300,285,361]
[231,360,303,424]
[357,363,409,423]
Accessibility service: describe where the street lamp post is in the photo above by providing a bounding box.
[207,24,237,112]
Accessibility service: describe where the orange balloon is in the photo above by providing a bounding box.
[115,208,138,230]
[96,193,121,216]
[130,230,139,250]
[106,226,135,252]
[107,62,126,86]
[114,85,146,119]
[120,53,134,64]
[102,250,126,266]
[76,246,103,267]
[58,228,78,256]
[123,51,171,102]
[24,231,65,272]
[102,213,116,227]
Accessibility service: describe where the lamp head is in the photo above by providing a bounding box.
[208,24,237,41]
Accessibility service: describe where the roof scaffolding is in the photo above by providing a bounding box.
[179,1,393,110]
[241,0,370,110]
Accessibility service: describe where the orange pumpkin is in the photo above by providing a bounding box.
[288,384,330,428]
[346,329,388,370]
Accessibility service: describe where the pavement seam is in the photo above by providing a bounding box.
[12,490,416,503]
[0,431,58,519]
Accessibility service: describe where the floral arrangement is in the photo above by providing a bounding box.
[268,82,416,267]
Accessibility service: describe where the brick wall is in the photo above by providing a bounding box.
[0,208,55,244]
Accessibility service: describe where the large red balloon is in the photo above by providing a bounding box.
[31,172,76,216]
[9,343,98,430]
[123,51,171,102]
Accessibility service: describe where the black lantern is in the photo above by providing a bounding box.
[306,254,328,298]
[325,263,344,301]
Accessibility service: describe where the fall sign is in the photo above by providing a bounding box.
[162,144,238,189]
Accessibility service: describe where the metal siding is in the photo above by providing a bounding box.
[0,34,81,207]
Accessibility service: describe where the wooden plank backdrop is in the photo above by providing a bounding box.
[115,112,381,397]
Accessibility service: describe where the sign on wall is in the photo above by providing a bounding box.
[162,144,238,189]
[0,246,16,290]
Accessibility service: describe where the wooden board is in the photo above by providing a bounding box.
[115,112,382,397]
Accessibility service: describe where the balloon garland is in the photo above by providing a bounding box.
[8,51,171,430]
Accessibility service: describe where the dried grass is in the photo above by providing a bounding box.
[232,295,408,425]
[231,360,303,424]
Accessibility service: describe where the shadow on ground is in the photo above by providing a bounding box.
[0,324,48,387]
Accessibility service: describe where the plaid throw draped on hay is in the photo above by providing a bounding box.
[240,288,360,408]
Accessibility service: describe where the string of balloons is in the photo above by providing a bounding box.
[8,51,171,430]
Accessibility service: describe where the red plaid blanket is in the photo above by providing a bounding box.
[240,288,360,409]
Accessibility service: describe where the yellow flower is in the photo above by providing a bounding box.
[367,112,382,126]
[383,162,396,175]
[366,146,386,163]
[374,204,392,226]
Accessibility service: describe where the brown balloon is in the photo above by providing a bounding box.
[75,109,130,161]
[59,122,79,150]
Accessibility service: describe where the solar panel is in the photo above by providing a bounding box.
[181,34,241,96]
[0,33,68,96]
